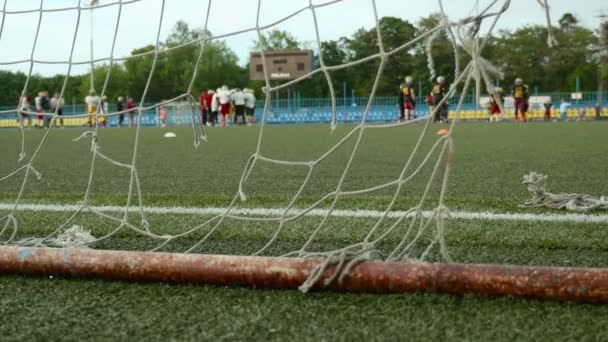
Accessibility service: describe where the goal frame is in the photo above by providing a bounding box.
[2,246,608,303]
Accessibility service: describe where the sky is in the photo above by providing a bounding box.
[0,0,604,76]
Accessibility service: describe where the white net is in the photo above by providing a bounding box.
[160,101,201,128]
[0,0,556,291]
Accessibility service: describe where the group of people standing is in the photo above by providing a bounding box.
[398,75,449,123]
[487,77,530,122]
[18,90,137,129]
[84,90,136,128]
[199,86,256,127]
[19,91,65,128]
[398,75,581,123]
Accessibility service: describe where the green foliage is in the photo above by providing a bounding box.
[254,28,300,51]
[78,64,129,101]
[490,23,597,92]
[0,71,85,106]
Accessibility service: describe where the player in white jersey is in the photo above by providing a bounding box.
[19,94,32,128]
[243,88,256,126]
[230,88,246,125]
[85,90,101,127]
[34,92,43,127]
[217,85,232,127]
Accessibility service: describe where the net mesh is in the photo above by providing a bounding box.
[0,0,556,291]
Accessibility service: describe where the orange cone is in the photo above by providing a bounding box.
[436,129,449,136]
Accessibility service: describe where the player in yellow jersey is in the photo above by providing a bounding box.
[398,76,416,121]
[511,78,528,122]
[85,90,100,127]
[431,76,447,123]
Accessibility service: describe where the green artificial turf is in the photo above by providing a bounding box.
[1,121,608,341]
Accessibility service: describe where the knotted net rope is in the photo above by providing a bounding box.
[521,172,608,212]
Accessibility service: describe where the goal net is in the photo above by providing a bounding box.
[3,0,604,302]
[160,100,201,128]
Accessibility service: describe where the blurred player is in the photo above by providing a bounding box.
[487,87,504,122]
[34,92,43,127]
[559,98,571,122]
[126,97,136,128]
[99,95,108,128]
[37,91,51,128]
[431,76,448,123]
[116,96,124,127]
[511,78,528,122]
[577,107,586,121]
[398,76,416,121]
[218,85,231,127]
[244,88,256,126]
[85,90,100,127]
[203,89,213,127]
[19,93,32,128]
[426,91,434,116]
[231,88,246,125]
[543,98,552,121]
[50,93,65,127]
[209,89,218,126]
[199,90,208,126]
[159,104,167,127]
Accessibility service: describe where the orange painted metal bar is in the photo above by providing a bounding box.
[1,246,608,303]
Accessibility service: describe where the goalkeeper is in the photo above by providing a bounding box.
[398,76,416,121]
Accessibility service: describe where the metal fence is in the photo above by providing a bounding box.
[267,91,608,111]
[1,90,606,128]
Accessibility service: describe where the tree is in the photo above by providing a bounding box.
[123,21,246,101]
[254,29,300,51]
[341,17,417,97]
[78,64,129,101]
[490,19,597,92]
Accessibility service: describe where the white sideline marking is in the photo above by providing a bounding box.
[0,203,607,224]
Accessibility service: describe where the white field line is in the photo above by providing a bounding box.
[0,203,607,224]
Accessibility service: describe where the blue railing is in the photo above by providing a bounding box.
[1,90,606,127]
[267,91,608,111]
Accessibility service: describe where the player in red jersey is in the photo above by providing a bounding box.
[488,87,504,122]
[199,90,208,126]
[543,98,552,121]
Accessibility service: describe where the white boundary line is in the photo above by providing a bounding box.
[0,203,607,224]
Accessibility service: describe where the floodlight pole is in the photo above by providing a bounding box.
[89,0,99,93]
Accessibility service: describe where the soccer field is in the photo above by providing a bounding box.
[1,122,608,340]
